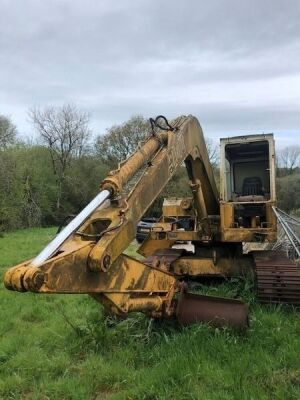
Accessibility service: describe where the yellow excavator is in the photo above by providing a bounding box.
[4,115,299,330]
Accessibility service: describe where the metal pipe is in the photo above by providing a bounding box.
[30,190,110,267]
[274,207,300,245]
[275,207,300,226]
[102,132,168,195]
[272,207,300,257]
[281,222,300,257]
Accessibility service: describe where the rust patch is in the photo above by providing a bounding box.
[176,286,249,330]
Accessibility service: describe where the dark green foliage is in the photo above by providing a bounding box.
[63,156,109,215]
[0,150,25,230]
[0,146,57,230]
[95,115,150,167]
[0,145,109,231]
[12,145,58,226]
[277,173,300,214]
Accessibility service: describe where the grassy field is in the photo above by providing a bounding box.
[0,227,300,399]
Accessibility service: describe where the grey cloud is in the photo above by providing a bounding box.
[88,99,300,134]
[0,0,300,144]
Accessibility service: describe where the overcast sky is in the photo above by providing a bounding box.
[1,0,300,147]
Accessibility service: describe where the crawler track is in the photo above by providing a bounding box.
[254,250,300,305]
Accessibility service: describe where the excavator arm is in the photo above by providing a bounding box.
[89,115,219,272]
[4,115,248,329]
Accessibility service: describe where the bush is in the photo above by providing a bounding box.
[277,173,300,213]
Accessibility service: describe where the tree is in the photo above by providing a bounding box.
[277,172,300,213]
[95,115,149,167]
[205,136,219,167]
[0,145,59,231]
[64,156,109,213]
[29,104,90,213]
[0,114,17,149]
[278,145,300,175]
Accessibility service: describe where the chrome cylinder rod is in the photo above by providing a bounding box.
[30,190,110,267]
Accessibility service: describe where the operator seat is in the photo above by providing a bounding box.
[236,177,264,202]
[242,177,263,196]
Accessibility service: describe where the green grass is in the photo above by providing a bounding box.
[0,227,300,399]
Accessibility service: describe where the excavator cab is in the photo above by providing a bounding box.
[219,134,277,243]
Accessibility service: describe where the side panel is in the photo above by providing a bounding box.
[220,201,277,242]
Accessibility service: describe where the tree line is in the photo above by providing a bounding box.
[0,104,299,231]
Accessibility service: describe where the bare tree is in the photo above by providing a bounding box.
[205,136,219,167]
[279,145,300,174]
[0,114,17,149]
[95,115,149,167]
[29,104,90,212]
